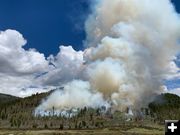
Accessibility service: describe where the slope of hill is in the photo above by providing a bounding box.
[0,93,20,105]
[0,91,52,129]
[149,93,180,121]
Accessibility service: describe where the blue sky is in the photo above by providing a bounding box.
[0,0,90,56]
[0,0,179,56]
[172,0,180,12]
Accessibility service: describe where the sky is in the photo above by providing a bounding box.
[0,0,90,56]
[0,0,179,55]
[0,0,179,97]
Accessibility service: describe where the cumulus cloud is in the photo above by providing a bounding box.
[165,57,180,80]
[0,30,49,75]
[19,86,55,98]
[0,30,49,96]
[0,30,84,97]
[164,56,180,96]
[37,46,84,86]
[169,88,180,96]
[163,85,180,96]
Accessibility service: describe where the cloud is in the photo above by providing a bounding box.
[0,29,51,96]
[163,85,180,96]
[169,88,180,96]
[0,30,49,75]
[37,46,85,86]
[165,57,180,80]
[0,30,85,97]
[18,86,55,98]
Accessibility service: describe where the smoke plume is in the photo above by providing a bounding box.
[35,0,180,114]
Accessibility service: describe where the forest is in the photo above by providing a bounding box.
[0,91,179,130]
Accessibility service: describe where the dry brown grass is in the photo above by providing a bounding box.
[0,125,164,135]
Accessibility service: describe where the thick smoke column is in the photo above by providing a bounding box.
[36,80,107,111]
[36,0,180,114]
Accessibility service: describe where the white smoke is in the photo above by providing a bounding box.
[36,0,180,114]
[35,80,108,115]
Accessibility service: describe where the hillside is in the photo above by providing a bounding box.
[0,93,20,105]
[0,92,179,130]
[149,93,180,122]
[0,91,52,129]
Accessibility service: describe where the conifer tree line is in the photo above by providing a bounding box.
[0,92,179,129]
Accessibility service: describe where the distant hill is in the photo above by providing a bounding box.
[0,90,52,108]
[0,90,55,106]
[0,93,20,105]
[149,93,180,121]
[0,90,53,129]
